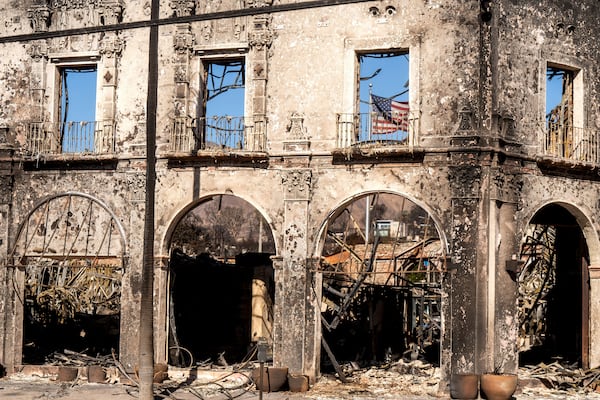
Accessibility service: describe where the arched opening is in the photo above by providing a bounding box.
[11,193,125,364]
[317,192,446,374]
[167,194,276,368]
[518,203,590,367]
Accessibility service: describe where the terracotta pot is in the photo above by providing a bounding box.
[57,366,78,382]
[287,373,309,392]
[480,373,518,400]
[87,365,106,383]
[450,373,479,399]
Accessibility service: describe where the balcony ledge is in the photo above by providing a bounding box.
[535,155,600,180]
[165,149,269,168]
[21,153,118,170]
[332,143,424,164]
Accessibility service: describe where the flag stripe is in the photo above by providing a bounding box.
[370,94,410,134]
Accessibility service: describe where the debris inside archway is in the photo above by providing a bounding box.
[22,258,122,364]
[518,208,589,367]
[318,194,446,378]
[11,195,126,365]
[167,195,276,368]
[167,250,274,368]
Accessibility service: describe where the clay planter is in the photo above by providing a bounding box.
[287,373,309,392]
[450,373,479,399]
[480,373,518,400]
[57,366,78,382]
[87,365,106,383]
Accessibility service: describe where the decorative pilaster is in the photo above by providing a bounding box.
[27,41,49,123]
[282,170,312,202]
[173,25,195,119]
[490,166,521,375]
[491,168,522,204]
[170,0,195,17]
[99,0,123,25]
[247,16,273,151]
[99,32,123,153]
[447,164,483,378]
[276,170,313,375]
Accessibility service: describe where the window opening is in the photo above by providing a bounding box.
[198,60,245,149]
[358,52,409,143]
[58,66,97,153]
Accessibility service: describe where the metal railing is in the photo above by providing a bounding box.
[336,112,418,148]
[25,121,116,156]
[541,122,599,164]
[170,116,266,153]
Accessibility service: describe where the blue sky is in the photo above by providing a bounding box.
[359,53,409,115]
[546,70,563,116]
[205,63,244,117]
[61,69,97,122]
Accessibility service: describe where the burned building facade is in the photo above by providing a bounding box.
[0,0,599,391]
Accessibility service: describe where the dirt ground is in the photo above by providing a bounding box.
[3,360,600,399]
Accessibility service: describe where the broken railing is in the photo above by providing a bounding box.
[336,112,418,148]
[541,122,599,164]
[170,116,266,153]
[25,120,116,156]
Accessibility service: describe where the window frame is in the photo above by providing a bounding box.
[48,53,101,154]
[196,53,248,150]
[541,56,585,160]
[339,38,420,149]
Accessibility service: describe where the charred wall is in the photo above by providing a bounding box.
[0,0,599,391]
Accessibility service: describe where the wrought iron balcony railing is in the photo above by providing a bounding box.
[170,116,266,153]
[541,122,599,165]
[336,112,418,149]
[25,121,116,156]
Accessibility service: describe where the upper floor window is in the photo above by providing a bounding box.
[198,59,245,149]
[57,66,97,153]
[337,51,412,148]
[543,63,594,163]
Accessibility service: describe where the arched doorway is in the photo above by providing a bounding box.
[10,193,126,364]
[166,194,276,368]
[316,192,446,374]
[518,203,590,367]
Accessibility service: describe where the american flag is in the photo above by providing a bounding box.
[371,94,409,134]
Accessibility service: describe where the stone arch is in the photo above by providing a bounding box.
[518,201,600,368]
[520,200,600,268]
[10,192,127,365]
[314,190,449,257]
[312,190,448,376]
[162,193,277,367]
[161,192,278,256]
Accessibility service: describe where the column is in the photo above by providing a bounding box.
[275,170,312,374]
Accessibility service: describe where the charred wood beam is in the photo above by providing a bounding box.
[325,234,380,331]
[321,330,348,383]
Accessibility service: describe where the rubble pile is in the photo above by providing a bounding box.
[521,362,600,393]
[308,359,440,399]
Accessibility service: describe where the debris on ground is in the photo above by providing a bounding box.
[520,362,600,393]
